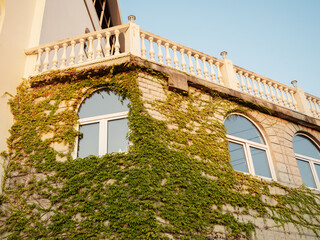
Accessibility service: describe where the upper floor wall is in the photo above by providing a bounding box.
[39,0,122,45]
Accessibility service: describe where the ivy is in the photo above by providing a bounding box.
[0,62,320,239]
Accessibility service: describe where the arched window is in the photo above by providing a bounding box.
[293,134,320,189]
[224,114,274,179]
[77,90,130,158]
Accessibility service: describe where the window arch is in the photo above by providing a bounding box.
[77,90,130,158]
[224,114,274,179]
[293,134,320,189]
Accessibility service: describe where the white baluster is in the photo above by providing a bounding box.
[114,30,120,55]
[315,100,320,118]
[238,71,246,92]
[194,54,202,77]
[140,34,146,59]
[201,57,209,80]
[180,49,187,72]
[60,43,67,68]
[157,40,163,64]
[148,37,155,61]
[172,46,179,69]
[78,38,85,63]
[35,49,43,74]
[289,89,298,109]
[105,31,111,57]
[43,47,50,71]
[274,84,281,105]
[165,43,171,67]
[187,51,195,75]
[263,80,271,101]
[96,34,102,59]
[69,40,76,66]
[52,45,59,70]
[280,86,288,107]
[244,73,252,95]
[215,62,223,85]
[256,78,264,99]
[312,98,320,117]
[284,88,293,109]
[87,36,94,61]
[307,97,316,117]
[268,82,276,103]
[251,75,259,97]
[208,59,217,83]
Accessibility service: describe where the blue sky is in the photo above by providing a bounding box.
[118,0,320,97]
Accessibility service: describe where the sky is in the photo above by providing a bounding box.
[118,0,320,97]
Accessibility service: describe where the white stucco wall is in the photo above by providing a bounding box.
[0,0,42,192]
[39,0,99,44]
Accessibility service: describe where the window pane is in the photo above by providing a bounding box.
[78,123,99,158]
[250,147,271,178]
[296,159,316,188]
[78,90,129,118]
[107,118,129,153]
[293,135,320,160]
[228,141,248,173]
[314,163,320,183]
[224,115,264,144]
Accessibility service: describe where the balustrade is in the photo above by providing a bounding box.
[306,94,320,118]
[139,30,222,84]
[25,24,130,74]
[235,67,297,111]
[24,22,320,119]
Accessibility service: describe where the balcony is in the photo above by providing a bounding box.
[24,20,320,121]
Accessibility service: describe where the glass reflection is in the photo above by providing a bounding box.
[228,142,248,173]
[78,123,99,158]
[297,159,316,188]
[107,118,129,153]
[293,135,320,160]
[78,90,129,118]
[250,147,271,178]
[224,115,264,144]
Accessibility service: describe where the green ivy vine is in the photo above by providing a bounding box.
[0,62,320,239]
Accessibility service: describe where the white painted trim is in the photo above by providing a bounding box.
[79,111,128,124]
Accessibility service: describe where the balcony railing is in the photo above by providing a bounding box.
[24,21,320,119]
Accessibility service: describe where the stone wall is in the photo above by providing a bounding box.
[1,59,320,239]
[135,70,320,239]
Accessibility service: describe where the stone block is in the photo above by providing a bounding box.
[41,132,54,141]
[50,142,69,153]
[277,162,288,173]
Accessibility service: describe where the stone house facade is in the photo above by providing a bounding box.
[1,2,320,239]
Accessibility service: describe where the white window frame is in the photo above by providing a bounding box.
[225,114,276,180]
[295,154,320,189]
[74,110,128,158]
[294,134,320,189]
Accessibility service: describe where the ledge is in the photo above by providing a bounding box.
[129,55,320,132]
[29,54,320,132]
